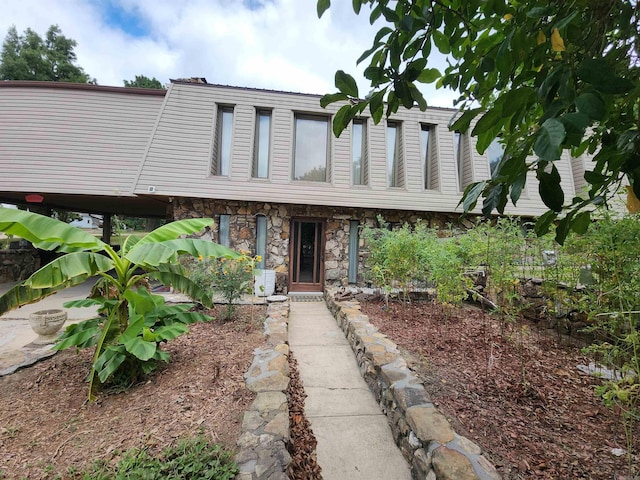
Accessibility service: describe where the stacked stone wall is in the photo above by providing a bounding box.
[0,249,40,283]
[172,197,466,291]
[236,301,291,480]
[325,287,501,480]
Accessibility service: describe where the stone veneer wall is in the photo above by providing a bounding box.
[236,301,291,480]
[324,287,501,480]
[172,197,466,290]
[0,250,40,283]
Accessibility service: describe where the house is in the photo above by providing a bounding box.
[0,80,589,292]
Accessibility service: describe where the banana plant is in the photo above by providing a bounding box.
[0,207,238,400]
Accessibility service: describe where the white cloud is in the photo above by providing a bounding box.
[0,0,457,107]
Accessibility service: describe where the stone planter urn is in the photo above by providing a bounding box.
[29,309,67,345]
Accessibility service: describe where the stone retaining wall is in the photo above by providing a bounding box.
[0,249,40,283]
[236,301,291,480]
[325,287,501,480]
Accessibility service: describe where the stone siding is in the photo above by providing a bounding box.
[0,249,40,283]
[324,287,501,480]
[172,197,465,291]
[236,301,291,480]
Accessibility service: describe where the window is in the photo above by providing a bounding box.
[486,138,504,177]
[352,119,368,185]
[454,132,473,192]
[256,215,267,269]
[213,106,233,176]
[218,214,230,247]
[293,115,329,182]
[421,124,432,189]
[387,121,403,187]
[253,110,271,178]
[348,220,359,284]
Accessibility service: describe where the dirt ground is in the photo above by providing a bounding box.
[0,304,266,479]
[360,299,638,480]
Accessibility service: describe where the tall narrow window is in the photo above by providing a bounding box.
[219,214,230,247]
[486,138,504,177]
[256,215,267,269]
[421,124,431,189]
[293,115,328,182]
[348,220,359,284]
[352,119,367,185]
[387,121,402,187]
[213,106,233,176]
[253,110,271,178]
[454,131,463,190]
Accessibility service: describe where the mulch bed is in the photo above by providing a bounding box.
[287,354,322,479]
[360,299,638,480]
[0,304,265,479]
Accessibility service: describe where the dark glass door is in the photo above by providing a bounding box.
[289,219,324,292]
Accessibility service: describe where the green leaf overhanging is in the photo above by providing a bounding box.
[126,238,238,268]
[24,252,113,290]
[134,218,215,247]
[0,207,105,252]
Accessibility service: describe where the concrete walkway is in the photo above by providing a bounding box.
[289,301,412,480]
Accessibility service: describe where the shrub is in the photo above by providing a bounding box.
[82,436,238,479]
[188,252,260,321]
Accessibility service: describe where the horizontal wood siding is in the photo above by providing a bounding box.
[134,84,576,216]
[0,83,580,218]
[0,87,163,196]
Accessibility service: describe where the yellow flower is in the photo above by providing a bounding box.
[256,255,262,262]
[198,255,203,261]
[503,13,513,21]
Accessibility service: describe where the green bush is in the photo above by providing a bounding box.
[188,252,260,321]
[81,436,238,479]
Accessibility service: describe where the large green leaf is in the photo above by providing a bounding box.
[147,269,214,308]
[122,336,157,361]
[95,345,127,383]
[134,218,214,247]
[120,312,145,340]
[124,288,164,317]
[538,165,565,212]
[320,92,348,108]
[0,207,105,252]
[333,104,357,137]
[55,318,102,350]
[126,238,238,267]
[335,70,359,97]
[0,274,93,315]
[577,59,635,95]
[533,118,565,160]
[154,324,189,341]
[24,252,113,289]
[575,92,605,121]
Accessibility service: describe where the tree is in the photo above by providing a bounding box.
[0,207,238,400]
[124,74,165,89]
[0,25,91,83]
[318,0,640,243]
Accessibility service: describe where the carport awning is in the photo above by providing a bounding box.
[0,192,170,218]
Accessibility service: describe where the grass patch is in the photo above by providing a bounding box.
[79,436,238,479]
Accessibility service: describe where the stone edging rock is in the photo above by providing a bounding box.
[236,302,291,480]
[325,287,501,480]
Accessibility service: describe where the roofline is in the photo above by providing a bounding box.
[0,80,167,96]
[170,80,459,113]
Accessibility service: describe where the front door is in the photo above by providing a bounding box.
[289,219,324,292]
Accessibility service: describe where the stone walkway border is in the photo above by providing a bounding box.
[236,301,291,480]
[324,287,502,480]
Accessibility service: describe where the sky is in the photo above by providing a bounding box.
[1,0,458,107]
